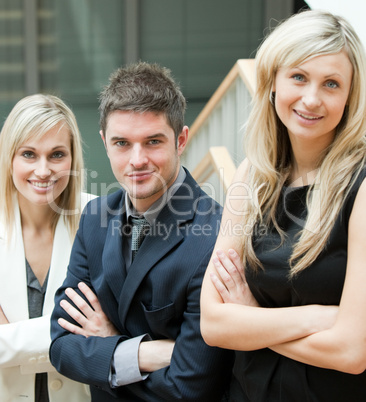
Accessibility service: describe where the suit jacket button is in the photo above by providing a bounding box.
[50,379,63,391]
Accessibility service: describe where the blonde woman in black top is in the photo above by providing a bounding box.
[201,10,366,402]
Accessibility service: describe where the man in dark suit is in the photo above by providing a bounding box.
[50,62,233,401]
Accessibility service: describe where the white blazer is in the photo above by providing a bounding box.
[0,193,95,402]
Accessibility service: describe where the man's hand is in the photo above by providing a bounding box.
[58,282,120,337]
[0,305,9,325]
[138,339,175,373]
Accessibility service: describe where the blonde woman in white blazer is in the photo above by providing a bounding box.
[0,94,93,402]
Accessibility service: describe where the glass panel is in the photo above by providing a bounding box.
[0,0,25,120]
[38,0,125,191]
[140,0,264,125]
[0,0,268,193]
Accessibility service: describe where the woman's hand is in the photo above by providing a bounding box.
[210,248,259,307]
[58,282,120,337]
[0,305,9,325]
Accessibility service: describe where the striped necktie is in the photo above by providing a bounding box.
[131,217,150,261]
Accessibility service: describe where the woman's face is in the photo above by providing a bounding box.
[273,51,353,150]
[12,123,72,207]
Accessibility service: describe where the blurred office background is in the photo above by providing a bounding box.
[0,0,309,193]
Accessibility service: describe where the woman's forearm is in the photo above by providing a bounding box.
[0,315,52,370]
[201,278,337,351]
[270,324,366,374]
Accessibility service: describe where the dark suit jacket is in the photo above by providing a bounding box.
[50,170,234,401]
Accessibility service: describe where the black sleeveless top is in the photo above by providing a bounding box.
[229,169,366,402]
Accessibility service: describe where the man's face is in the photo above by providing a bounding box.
[101,110,188,213]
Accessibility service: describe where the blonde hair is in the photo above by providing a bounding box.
[242,10,366,276]
[0,94,84,240]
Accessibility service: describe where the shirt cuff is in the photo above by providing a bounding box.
[109,334,151,387]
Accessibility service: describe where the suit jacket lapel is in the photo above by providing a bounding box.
[118,171,199,322]
[0,202,29,322]
[43,218,72,315]
[103,193,128,301]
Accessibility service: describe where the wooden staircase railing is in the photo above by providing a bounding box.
[192,146,236,193]
[181,59,255,200]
